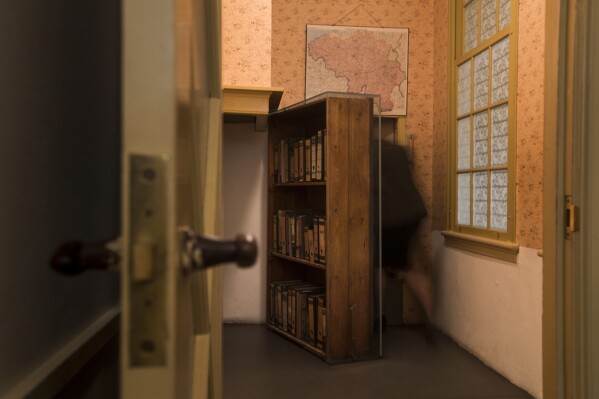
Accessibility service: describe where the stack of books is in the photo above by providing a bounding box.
[273,210,326,265]
[274,129,327,183]
[269,280,327,350]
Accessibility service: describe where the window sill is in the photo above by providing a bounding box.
[441,230,519,263]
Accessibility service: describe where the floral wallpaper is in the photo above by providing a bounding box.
[516,0,544,249]
[432,0,448,231]
[222,0,271,86]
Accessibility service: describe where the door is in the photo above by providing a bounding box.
[121,0,249,397]
[544,0,599,397]
[574,0,599,396]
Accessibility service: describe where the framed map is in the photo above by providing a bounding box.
[305,25,409,116]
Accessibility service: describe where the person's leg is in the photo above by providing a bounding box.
[402,268,434,324]
[396,224,435,325]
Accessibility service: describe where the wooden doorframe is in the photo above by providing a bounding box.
[542,0,566,392]
[576,0,599,396]
[543,0,596,397]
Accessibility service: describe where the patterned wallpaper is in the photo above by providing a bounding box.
[222,0,543,268]
[433,0,448,231]
[222,0,271,86]
[516,0,544,249]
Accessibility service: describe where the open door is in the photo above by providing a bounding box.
[120,0,253,397]
[47,0,252,396]
[544,0,599,397]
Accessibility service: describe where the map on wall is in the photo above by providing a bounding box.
[305,25,409,116]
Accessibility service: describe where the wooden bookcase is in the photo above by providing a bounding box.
[266,94,378,363]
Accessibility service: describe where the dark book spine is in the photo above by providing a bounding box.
[318,215,326,265]
[273,213,278,253]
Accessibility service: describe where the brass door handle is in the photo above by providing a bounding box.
[179,228,257,271]
[50,239,121,275]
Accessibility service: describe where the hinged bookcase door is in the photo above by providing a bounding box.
[326,97,374,362]
[265,93,381,364]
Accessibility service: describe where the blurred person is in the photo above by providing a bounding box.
[376,141,434,332]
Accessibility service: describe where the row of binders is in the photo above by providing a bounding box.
[273,210,326,265]
[269,280,326,350]
[274,129,327,183]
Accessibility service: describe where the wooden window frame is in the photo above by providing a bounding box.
[444,0,519,262]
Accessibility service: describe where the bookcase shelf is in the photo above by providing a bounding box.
[274,182,327,188]
[271,252,326,270]
[266,324,326,359]
[267,93,380,364]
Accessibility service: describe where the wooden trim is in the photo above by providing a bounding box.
[506,0,518,243]
[222,86,284,132]
[581,1,599,397]
[3,307,120,399]
[222,86,284,115]
[454,223,509,241]
[543,0,568,398]
[570,0,593,396]
[442,230,519,263]
[447,0,456,231]
[582,0,599,395]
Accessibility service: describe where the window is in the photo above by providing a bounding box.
[447,0,518,258]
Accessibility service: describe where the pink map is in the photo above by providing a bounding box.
[307,29,407,113]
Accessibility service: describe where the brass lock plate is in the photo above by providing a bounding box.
[129,154,168,367]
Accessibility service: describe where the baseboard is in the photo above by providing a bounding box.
[3,306,120,399]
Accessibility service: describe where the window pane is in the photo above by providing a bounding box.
[474,50,489,110]
[473,171,488,228]
[458,117,471,170]
[491,170,508,230]
[458,60,472,116]
[492,36,510,103]
[491,104,508,166]
[474,112,488,167]
[499,0,511,31]
[464,1,479,53]
[480,0,497,42]
[458,173,471,226]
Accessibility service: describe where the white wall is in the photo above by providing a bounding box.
[222,123,268,323]
[433,230,543,398]
[221,0,271,323]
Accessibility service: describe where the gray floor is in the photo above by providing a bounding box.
[223,324,532,399]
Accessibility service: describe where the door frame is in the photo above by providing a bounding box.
[542,0,565,394]
[575,0,599,396]
[543,0,597,397]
